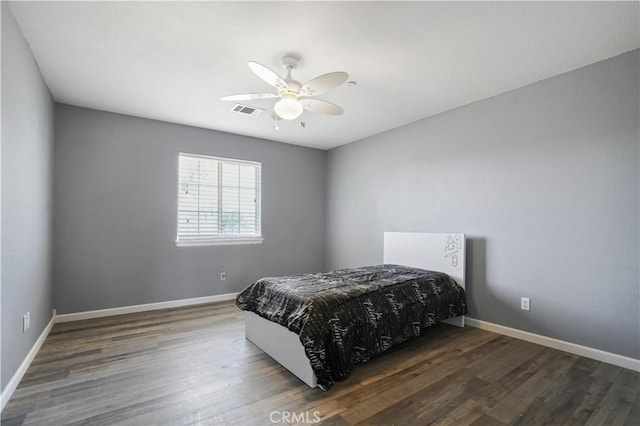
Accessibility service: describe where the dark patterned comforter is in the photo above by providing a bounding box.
[235,264,467,390]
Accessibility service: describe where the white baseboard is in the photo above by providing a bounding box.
[465,317,640,372]
[1,315,55,411]
[55,292,238,323]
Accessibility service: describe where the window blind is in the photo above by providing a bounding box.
[177,153,261,243]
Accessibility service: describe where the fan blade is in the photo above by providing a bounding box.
[299,72,349,97]
[300,99,344,115]
[248,61,288,91]
[221,93,278,101]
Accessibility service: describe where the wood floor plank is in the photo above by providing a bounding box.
[1,301,637,426]
[469,413,506,426]
[467,337,545,383]
[586,368,640,426]
[335,336,510,423]
[357,369,489,425]
[624,392,640,426]
[511,356,600,425]
[563,375,613,426]
[485,350,578,424]
[432,398,487,426]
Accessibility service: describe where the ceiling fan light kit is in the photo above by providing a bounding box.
[221,54,348,129]
[274,92,303,120]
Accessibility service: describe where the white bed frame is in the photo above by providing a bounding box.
[244,232,466,388]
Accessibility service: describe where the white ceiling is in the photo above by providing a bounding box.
[8,1,639,150]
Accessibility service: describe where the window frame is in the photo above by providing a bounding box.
[175,152,263,247]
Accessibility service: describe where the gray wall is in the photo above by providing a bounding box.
[326,50,639,359]
[54,105,326,314]
[1,3,55,391]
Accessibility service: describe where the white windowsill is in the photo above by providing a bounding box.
[176,237,263,247]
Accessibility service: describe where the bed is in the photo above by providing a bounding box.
[235,232,467,390]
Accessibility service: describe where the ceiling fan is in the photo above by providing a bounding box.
[221,55,349,124]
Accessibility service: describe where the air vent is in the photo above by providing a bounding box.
[231,104,264,117]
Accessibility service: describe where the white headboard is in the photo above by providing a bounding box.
[383,232,465,289]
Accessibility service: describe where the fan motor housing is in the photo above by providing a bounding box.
[281,55,300,70]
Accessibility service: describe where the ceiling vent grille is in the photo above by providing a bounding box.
[231,104,264,117]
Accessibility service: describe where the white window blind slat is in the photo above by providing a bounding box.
[177,153,261,243]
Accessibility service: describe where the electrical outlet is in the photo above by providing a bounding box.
[521,297,530,311]
[220,271,227,281]
[23,313,29,333]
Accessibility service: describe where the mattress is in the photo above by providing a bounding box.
[235,264,467,390]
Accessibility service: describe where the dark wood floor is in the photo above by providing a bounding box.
[2,301,638,425]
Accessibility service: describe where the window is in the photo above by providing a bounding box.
[176,153,262,246]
